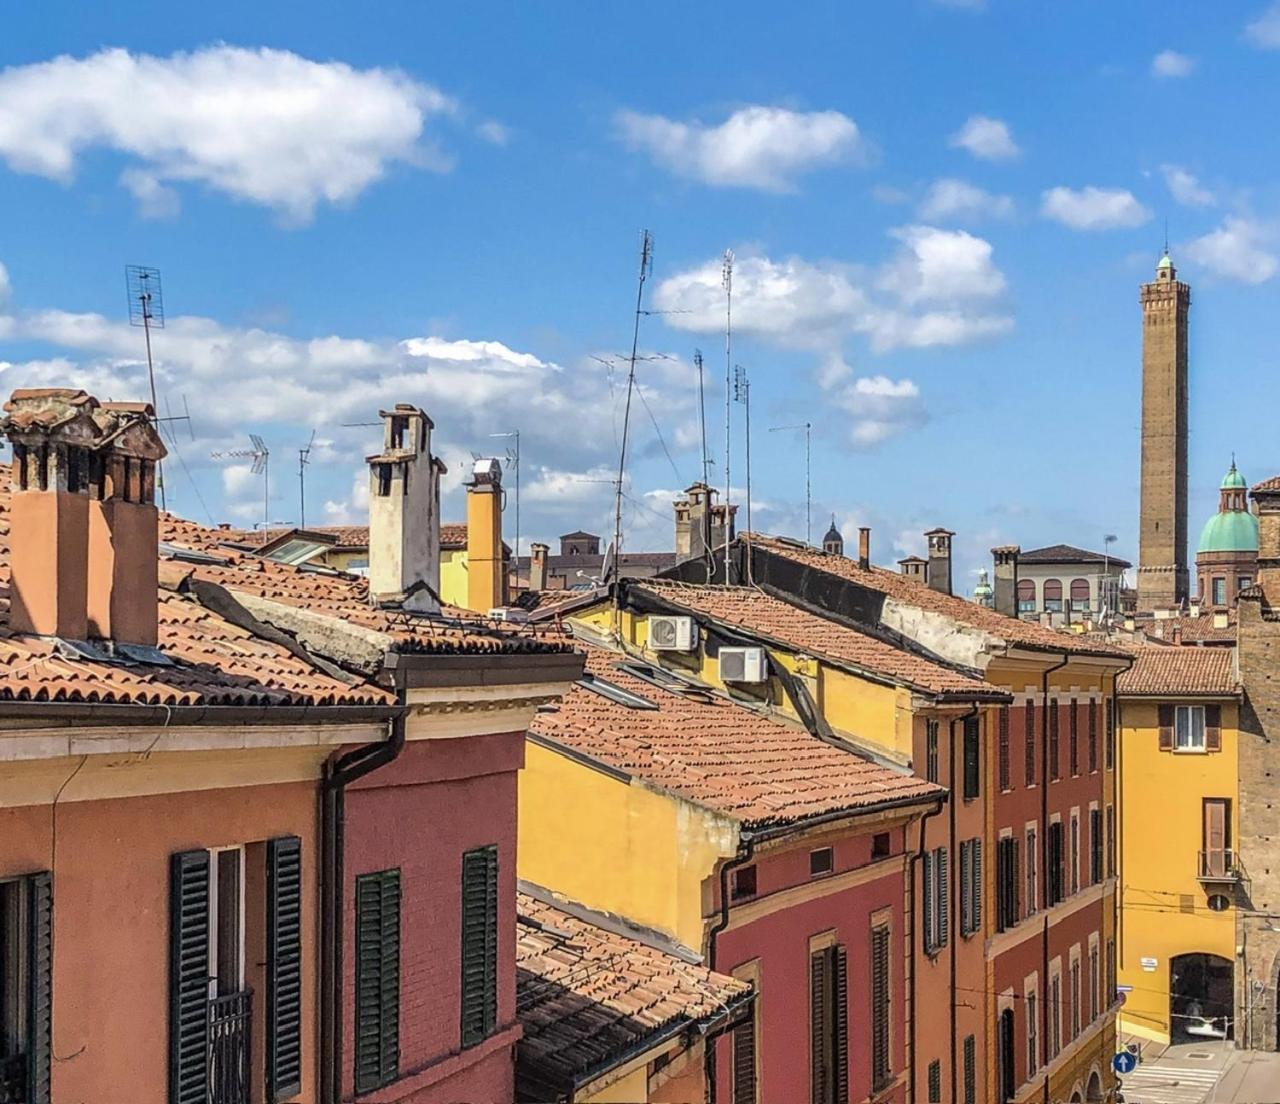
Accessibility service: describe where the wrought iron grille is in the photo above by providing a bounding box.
[208,990,252,1104]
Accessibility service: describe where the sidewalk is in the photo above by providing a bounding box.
[1209,1048,1280,1102]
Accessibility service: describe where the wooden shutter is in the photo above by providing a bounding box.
[832,946,849,1104]
[732,1016,757,1104]
[972,841,982,932]
[1206,704,1222,751]
[1158,704,1174,750]
[963,1033,976,1104]
[1010,839,1020,922]
[1088,701,1099,772]
[927,1060,941,1102]
[959,842,971,935]
[1024,700,1036,787]
[922,852,934,953]
[1069,700,1079,775]
[998,706,1010,791]
[810,950,828,1104]
[1106,698,1115,770]
[169,849,210,1104]
[963,719,980,799]
[26,871,53,1104]
[266,836,303,1101]
[355,869,401,1093]
[1049,701,1060,779]
[870,926,890,1090]
[461,846,499,1047]
[937,849,949,947]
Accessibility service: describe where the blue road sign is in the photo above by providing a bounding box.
[1113,1051,1138,1075]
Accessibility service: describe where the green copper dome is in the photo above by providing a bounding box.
[1221,463,1247,490]
[1198,508,1258,554]
[1157,251,1174,271]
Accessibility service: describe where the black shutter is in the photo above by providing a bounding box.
[26,871,52,1104]
[810,950,828,1104]
[1049,700,1060,779]
[972,841,983,933]
[937,849,949,947]
[870,926,890,1089]
[963,1033,976,1104]
[1088,701,1099,772]
[1069,700,1079,776]
[169,849,210,1104]
[732,1016,757,1104]
[922,851,934,953]
[963,719,980,799]
[355,869,401,1093]
[1158,704,1174,750]
[461,846,499,1048]
[998,706,1011,791]
[1010,839,1020,923]
[832,946,848,1104]
[266,836,303,1101]
[927,1060,941,1102]
[959,841,971,935]
[1024,700,1036,787]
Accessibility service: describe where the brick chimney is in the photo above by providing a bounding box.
[675,482,734,565]
[898,556,927,581]
[992,545,1020,618]
[367,404,441,612]
[925,528,954,596]
[85,402,167,645]
[529,542,549,591]
[466,457,505,612]
[858,527,871,570]
[1252,478,1280,599]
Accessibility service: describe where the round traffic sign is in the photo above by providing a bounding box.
[1112,1050,1138,1075]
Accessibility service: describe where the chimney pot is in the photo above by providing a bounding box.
[857,527,871,571]
[466,458,506,612]
[992,544,1021,618]
[925,528,954,596]
[529,542,549,592]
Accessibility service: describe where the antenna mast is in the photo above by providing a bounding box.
[722,250,734,585]
[298,430,315,528]
[768,422,812,544]
[125,264,167,510]
[211,435,270,539]
[490,430,521,585]
[612,230,654,633]
[694,349,711,488]
[734,365,753,583]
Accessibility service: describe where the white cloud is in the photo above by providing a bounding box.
[322,470,370,525]
[1151,50,1196,78]
[917,178,1014,222]
[0,46,457,222]
[477,120,510,146]
[1183,217,1279,283]
[221,463,256,496]
[1245,3,1280,48]
[878,225,1008,304]
[1040,186,1151,230]
[948,115,1019,161]
[1160,164,1215,207]
[822,367,928,448]
[615,104,864,191]
[0,261,9,307]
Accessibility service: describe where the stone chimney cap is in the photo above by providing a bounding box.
[380,403,434,427]
[924,527,955,538]
[2,389,99,435]
[991,544,1021,555]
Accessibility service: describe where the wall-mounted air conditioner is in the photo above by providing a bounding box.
[649,615,696,651]
[719,646,767,683]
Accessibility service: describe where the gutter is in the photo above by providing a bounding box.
[0,700,401,726]
[319,710,407,1104]
[950,706,978,1104]
[1038,654,1068,1104]
[908,796,946,1104]
[703,836,758,1104]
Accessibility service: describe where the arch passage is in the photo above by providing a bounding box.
[1170,952,1233,1042]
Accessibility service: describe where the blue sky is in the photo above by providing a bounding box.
[1,1,1279,591]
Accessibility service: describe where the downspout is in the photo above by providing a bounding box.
[950,707,978,1104]
[909,796,946,1104]
[704,836,757,1104]
[320,709,407,1104]
[1038,655,1068,1104]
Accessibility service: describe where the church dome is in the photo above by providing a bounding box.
[1221,463,1248,490]
[1198,510,1258,554]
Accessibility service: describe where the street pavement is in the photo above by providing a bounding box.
[1115,1040,1280,1104]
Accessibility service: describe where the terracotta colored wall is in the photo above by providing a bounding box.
[341,731,523,1101]
[0,779,319,1104]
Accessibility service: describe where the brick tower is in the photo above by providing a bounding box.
[1137,252,1191,611]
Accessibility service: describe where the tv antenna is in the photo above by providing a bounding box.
[694,350,711,489]
[490,430,521,580]
[212,434,270,540]
[769,422,812,545]
[734,364,753,582]
[298,430,316,528]
[125,264,167,510]
[722,250,734,584]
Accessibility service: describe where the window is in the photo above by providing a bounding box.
[461,846,499,1048]
[1070,959,1081,1039]
[1207,894,1231,912]
[810,847,834,877]
[1069,700,1080,777]
[1089,946,1099,1024]
[1043,578,1063,613]
[1017,579,1036,614]
[998,705,1011,791]
[1069,813,1080,895]
[1105,698,1115,770]
[1049,974,1062,1056]
[810,942,849,1104]
[1202,798,1232,878]
[1106,939,1116,1006]
[1069,578,1090,612]
[732,865,758,900]
[1240,576,1254,593]
[871,925,892,1091]
[1024,700,1036,787]
[1106,805,1115,878]
[925,720,939,783]
[963,1033,976,1104]
[962,715,980,800]
[732,991,758,1104]
[1212,576,1227,606]
[922,848,949,953]
[1,872,51,1104]
[1088,701,1098,773]
[959,839,983,937]
[996,836,1020,932]
[872,832,891,861]
[1047,822,1064,907]
[1049,701,1060,781]
[1161,703,1220,753]
[211,848,245,998]
[355,868,401,1092]
[1025,828,1038,916]
[1090,809,1103,885]
[1176,705,1206,750]
[1026,989,1038,1077]
[927,1059,941,1103]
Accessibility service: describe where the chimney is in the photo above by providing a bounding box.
[367,404,441,612]
[85,402,166,645]
[992,545,1021,618]
[529,542,549,591]
[1252,478,1280,598]
[466,457,505,612]
[858,527,871,571]
[1171,624,1184,645]
[925,528,954,596]
[898,556,926,581]
[1213,610,1229,629]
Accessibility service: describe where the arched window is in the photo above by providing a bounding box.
[1016,579,1036,614]
[1070,578,1090,612]
[1043,578,1063,613]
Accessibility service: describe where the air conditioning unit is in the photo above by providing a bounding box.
[719,646,767,683]
[488,607,530,623]
[649,615,696,651]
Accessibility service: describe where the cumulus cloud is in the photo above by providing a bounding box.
[948,115,1019,161]
[1183,217,1278,283]
[918,178,1015,223]
[1151,50,1196,78]
[1245,3,1280,48]
[819,361,928,447]
[1040,186,1151,230]
[615,104,865,191]
[0,46,457,221]
[878,225,1008,305]
[1160,164,1215,207]
[0,261,9,307]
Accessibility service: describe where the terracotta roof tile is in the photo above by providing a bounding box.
[217,522,466,550]
[1136,611,1237,645]
[516,886,750,1094]
[530,643,942,828]
[1251,476,1280,494]
[1117,646,1239,697]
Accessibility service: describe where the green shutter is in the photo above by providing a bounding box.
[354,869,400,1093]
[959,842,971,935]
[460,846,498,1048]
[971,841,983,933]
[937,849,949,947]
[169,850,210,1104]
[266,836,303,1101]
[26,871,52,1104]
[921,852,934,953]
[832,946,848,1104]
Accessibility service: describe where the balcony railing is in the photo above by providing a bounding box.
[1198,849,1244,883]
[208,989,252,1104]
[0,1052,26,1104]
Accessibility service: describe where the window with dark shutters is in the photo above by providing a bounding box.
[1158,703,1175,751]
[961,840,983,936]
[871,925,891,1092]
[461,846,499,1049]
[1047,823,1064,906]
[962,716,980,800]
[733,1014,757,1104]
[1049,700,1060,780]
[2,871,53,1104]
[1105,698,1115,769]
[832,946,849,1104]
[810,949,828,1104]
[1024,700,1036,787]
[1088,701,1099,772]
[1206,703,1222,751]
[936,849,949,948]
[963,1033,976,1104]
[972,841,983,933]
[1106,805,1115,878]
[997,837,1019,932]
[927,1059,941,1102]
[266,836,303,1101]
[1069,700,1080,776]
[808,943,848,1104]
[354,868,401,1093]
[922,851,934,954]
[960,842,971,936]
[1090,810,1103,885]
[998,706,1011,791]
[169,850,211,1104]
[925,720,939,784]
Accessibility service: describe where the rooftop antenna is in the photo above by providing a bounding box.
[298,430,316,528]
[490,430,521,582]
[612,229,654,635]
[734,364,754,584]
[722,250,734,585]
[125,264,167,510]
[212,434,270,540]
[769,422,812,545]
[693,349,711,489]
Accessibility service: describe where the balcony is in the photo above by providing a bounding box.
[208,989,252,1104]
[1198,849,1244,884]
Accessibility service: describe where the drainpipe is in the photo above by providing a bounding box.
[320,710,407,1104]
[950,707,978,1104]
[909,796,946,1104]
[1038,655,1068,1104]
[704,837,757,1104]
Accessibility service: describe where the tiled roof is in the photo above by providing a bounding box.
[218,522,467,550]
[630,580,998,698]
[1117,646,1239,697]
[1251,475,1280,494]
[440,523,467,549]
[749,536,1128,658]
[529,644,943,828]
[1020,543,1132,569]
[516,884,750,1095]
[1137,611,1237,645]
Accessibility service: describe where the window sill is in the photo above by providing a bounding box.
[1172,747,1210,755]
